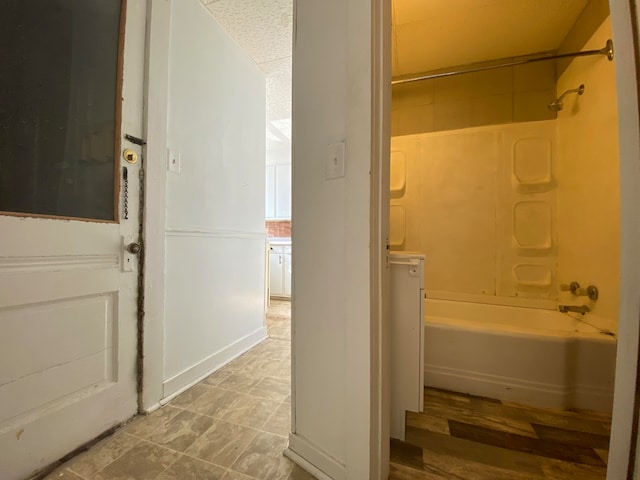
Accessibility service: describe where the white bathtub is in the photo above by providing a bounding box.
[424,299,617,412]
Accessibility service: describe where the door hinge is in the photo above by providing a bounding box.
[124,133,147,146]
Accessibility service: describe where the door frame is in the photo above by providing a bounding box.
[607,1,640,478]
[368,1,640,478]
[139,0,170,412]
[369,0,391,477]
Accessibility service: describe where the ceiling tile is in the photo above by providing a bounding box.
[263,57,292,106]
[206,0,292,65]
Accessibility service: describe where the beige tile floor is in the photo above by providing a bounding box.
[46,300,311,480]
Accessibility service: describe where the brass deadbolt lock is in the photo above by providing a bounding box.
[123,149,138,164]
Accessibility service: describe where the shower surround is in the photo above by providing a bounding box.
[391,120,617,412]
[391,120,559,307]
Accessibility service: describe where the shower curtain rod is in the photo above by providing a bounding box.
[391,39,614,85]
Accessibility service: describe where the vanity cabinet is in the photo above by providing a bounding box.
[269,244,292,298]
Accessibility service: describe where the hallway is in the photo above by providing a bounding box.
[44,301,309,480]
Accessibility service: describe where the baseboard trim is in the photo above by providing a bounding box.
[425,363,568,409]
[572,384,615,412]
[425,363,614,411]
[162,326,268,399]
[141,402,162,415]
[286,433,346,480]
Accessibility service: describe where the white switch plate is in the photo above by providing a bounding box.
[168,149,181,173]
[326,142,345,180]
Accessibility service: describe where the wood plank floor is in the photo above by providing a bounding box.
[390,388,612,479]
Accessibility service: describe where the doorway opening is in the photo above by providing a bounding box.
[388,1,622,477]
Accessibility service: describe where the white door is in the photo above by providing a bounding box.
[0,2,146,479]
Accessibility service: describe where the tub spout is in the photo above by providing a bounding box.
[558,304,590,315]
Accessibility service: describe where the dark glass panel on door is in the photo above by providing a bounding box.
[0,0,122,221]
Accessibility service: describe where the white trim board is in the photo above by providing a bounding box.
[425,364,614,412]
[165,226,266,240]
[286,433,346,480]
[162,326,267,398]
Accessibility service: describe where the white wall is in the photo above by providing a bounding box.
[391,62,557,137]
[557,17,620,333]
[162,0,267,396]
[288,0,387,478]
[267,143,291,166]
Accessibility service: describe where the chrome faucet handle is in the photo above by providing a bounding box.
[587,285,599,301]
[560,281,581,294]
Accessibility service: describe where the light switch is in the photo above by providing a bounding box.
[168,149,181,173]
[326,142,345,180]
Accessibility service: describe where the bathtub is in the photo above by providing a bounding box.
[424,299,617,412]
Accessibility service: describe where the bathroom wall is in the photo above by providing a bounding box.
[290,0,386,476]
[556,14,620,332]
[391,62,557,137]
[163,0,267,396]
[391,121,558,307]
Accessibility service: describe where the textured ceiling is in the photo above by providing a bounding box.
[392,0,590,77]
[202,0,293,152]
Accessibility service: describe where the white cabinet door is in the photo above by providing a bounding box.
[265,165,276,219]
[269,253,284,296]
[283,253,292,296]
[0,4,143,478]
[275,164,292,219]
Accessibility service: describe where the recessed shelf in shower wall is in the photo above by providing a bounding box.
[513,264,552,291]
[390,151,407,198]
[512,201,553,255]
[513,137,553,193]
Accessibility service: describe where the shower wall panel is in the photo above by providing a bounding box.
[391,120,557,306]
[499,122,557,300]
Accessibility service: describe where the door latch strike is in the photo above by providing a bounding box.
[124,134,146,146]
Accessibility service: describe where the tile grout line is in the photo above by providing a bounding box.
[149,451,182,480]
[223,424,261,480]
[72,433,148,479]
[46,309,291,480]
[127,421,241,476]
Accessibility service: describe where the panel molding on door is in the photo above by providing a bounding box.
[0,294,116,424]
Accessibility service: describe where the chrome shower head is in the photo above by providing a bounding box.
[547,84,585,112]
[547,99,564,112]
